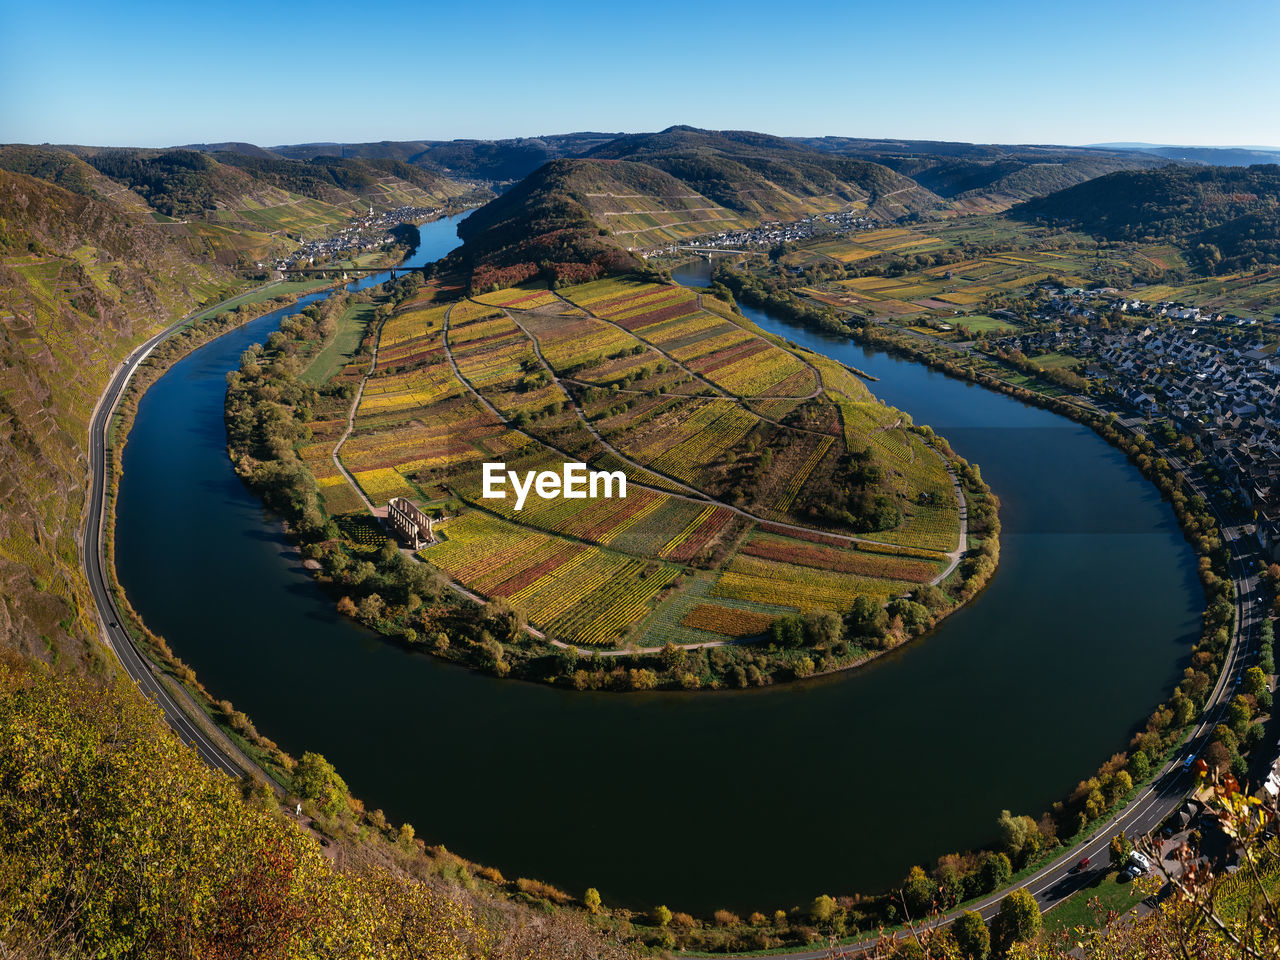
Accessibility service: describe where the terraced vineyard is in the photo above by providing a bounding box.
[790,216,1243,324]
[305,275,966,648]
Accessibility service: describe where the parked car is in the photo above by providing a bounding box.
[1123,851,1153,880]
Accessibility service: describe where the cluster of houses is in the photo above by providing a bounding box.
[1033,287,1263,329]
[266,204,438,272]
[652,209,876,256]
[994,294,1280,558]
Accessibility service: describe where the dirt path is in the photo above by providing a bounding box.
[486,301,950,559]
[343,297,969,654]
[330,329,380,515]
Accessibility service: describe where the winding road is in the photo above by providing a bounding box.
[78,284,1260,958]
[711,409,1263,959]
[82,314,252,780]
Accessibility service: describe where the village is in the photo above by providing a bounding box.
[991,290,1280,558]
[651,207,875,255]
[267,204,439,271]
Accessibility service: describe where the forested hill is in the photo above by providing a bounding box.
[447,159,698,289]
[0,167,234,667]
[446,129,944,291]
[0,144,483,270]
[584,126,938,220]
[62,146,473,218]
[271,133,617,181]
[792,136,1164,209]
[1013,164,1280,274]
[197,128,1169,213]
[271,127,937,218]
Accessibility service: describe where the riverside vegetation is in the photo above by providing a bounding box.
[211,231,1251,956]
[0,163,640,959]
[8,640,1278,959]
[705,259,1275,944]
[8,127,1280,958]
[224,268,1000,693]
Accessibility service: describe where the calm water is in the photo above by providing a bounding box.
[114,236,1200,915]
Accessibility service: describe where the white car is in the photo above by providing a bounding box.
[1123,851,1152,879]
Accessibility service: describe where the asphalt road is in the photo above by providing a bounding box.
[725,406,1263,959]
[81,298,1262,955]
[82,313,249,780]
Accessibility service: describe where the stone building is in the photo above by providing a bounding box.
[386,497,433,549]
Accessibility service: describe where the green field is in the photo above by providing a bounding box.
[303,301,376,384]
[960,314,1020,334]
[1032,352,1082,370]
[1043,872,1146,935]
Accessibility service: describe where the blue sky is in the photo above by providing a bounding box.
[3,0,1277,148]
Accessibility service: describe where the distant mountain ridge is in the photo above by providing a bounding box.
[3,128,1225,291]
[1089,142,1280,167]
[271,133,617,181]
[581,125,937,219]
[257,127,1167,209]
[792,136,1167,208]
[9,129,1171,219]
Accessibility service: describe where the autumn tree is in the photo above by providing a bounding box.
[954,910,990,960]
[993,888,1041,953]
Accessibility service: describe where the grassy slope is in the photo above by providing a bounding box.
[1042,872,1146,935]
[303,299,376,384]
[0,145,485,269]
[0,168,239,668]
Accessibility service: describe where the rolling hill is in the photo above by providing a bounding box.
[584,126,938,220]
[271,133,616,181]
[1013,163,1280,273]
[447,128,945,289]
[272,127,944,217]
[1090,142,1280,167]
[0,167,237,667]
[203,129,1181,218]
[0,145,484,269]
[447,159,677,289]
[794,137,1167,211]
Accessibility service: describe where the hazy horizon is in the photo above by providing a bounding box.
[5,131,1280,154]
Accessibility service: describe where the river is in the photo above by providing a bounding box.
[114,227,1201,915]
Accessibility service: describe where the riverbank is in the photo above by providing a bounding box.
[101,281,361,780]
[115,228,1201,921]
[97,214,468,781]
[223,269,1001,695]
[705,260,1243,888]
[88,218,671,953]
